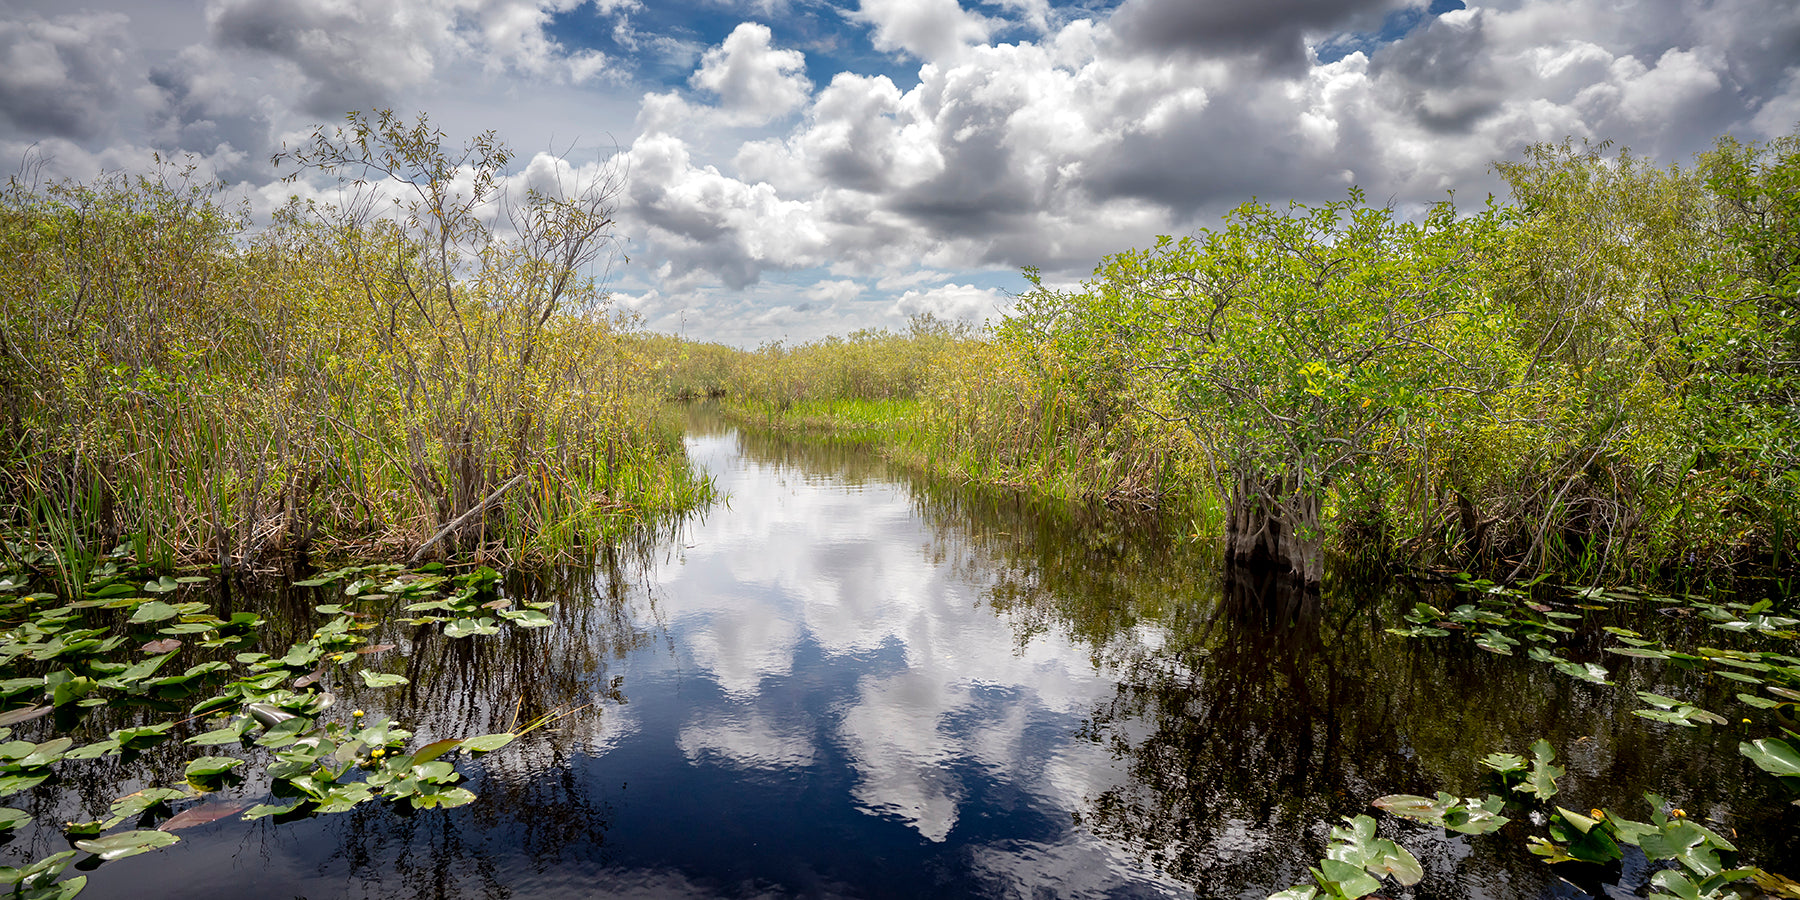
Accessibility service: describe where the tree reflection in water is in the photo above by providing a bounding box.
[907,478,1799,898]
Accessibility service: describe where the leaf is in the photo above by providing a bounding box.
[139,638,181,653]
[460,732,515,753]
[105,788,188,825]
[17,737,73,769]
[0,807,29,831]
[64,740,119,760]
[1523,739,1563,800]
[359,671,409,688]
[110,722,175,750]
[1317,859,1381,897]
[76,828,179,860]
[410,738,463,766]
[143,577,179,594]
[443,617,499,638]
[1635,706,1728,727]
[240,800,304,821]
[1266,889,1319,900]
[187,725,246,746]
[184,756,246,779]
[128,601,179,623]
[1480,752,1526,774]
[1650,868,1702,900]
[1740,738,1800,777]
[413,786,476,809]
[1552,660,1611,684]
[254,717,313,748]
[0,774,49,798]
[498,609,553,628]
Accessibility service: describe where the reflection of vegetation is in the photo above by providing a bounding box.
[889,465,1800,896]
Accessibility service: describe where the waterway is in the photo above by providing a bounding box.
[11,406,1796,898]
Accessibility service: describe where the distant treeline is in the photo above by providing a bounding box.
[0,111,710,573]
[661,133,1800,584]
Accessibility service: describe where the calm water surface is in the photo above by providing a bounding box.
[16,407,1798,898]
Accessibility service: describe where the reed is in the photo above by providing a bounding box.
[0,116,712,569]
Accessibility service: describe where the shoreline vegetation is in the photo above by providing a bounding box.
[656,131,1800,591]
[0,112,1794,591]
[0,111,713,578]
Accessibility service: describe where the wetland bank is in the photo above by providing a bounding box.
[2,114,1799,898]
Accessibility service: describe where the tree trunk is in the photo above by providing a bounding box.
[1224,470,1324,586]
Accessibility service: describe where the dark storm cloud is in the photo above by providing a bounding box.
[145,49,279,179]
[1107,0,1398,68]
[0,13,134,141]
[1367,9,1503,134]
[1083,81,1368,217]
[208,0,427,117]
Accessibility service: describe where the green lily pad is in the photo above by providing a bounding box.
[110,723,175,750]
[0,807,29,831]
[0,773,49,798]
[1740,738,1800,777]
[460,732,515,753]
[76,828,180,860]
[65,740,120,760]
[241,800,304,821]
[128,601,179,623]
[184,756,246,779]
[359,671,409,688]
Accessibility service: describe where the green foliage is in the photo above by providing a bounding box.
[0,112,712,569]
[694,127,1800,583]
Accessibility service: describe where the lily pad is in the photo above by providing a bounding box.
[359,671,409,688]
[460,732,515,753]
[184,756,246,779]
[241,800,304,821]
[75,828,180,860]
[1740,738,1800,777]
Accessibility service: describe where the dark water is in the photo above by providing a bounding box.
[6,407,1798,898]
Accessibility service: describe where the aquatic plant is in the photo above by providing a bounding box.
[0,549,572,899]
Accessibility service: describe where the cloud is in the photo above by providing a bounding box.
[205,0,614,117]
[1109,0,1402,69]
[689,22,810,125]
[0,12,136,140]
[622,131,831,288]
[849,0,995,62]
[610,0,1800,319]
[805,279,863,303]
[891,283,1006,323]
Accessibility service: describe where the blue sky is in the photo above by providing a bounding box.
[3,0,1797,345]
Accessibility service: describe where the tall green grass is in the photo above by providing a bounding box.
[0,133,712,570]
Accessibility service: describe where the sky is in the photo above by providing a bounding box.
[3,0,1797,346]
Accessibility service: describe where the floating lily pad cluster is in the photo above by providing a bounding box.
[1266,814,1423,900]
[1273,738,1800,900]
[1388,577,1800,787]
[0,552,556,899]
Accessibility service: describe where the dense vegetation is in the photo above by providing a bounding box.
[0,111,710,575]
[683,133,1800,586]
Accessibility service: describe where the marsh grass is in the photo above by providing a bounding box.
[0,119,712,570]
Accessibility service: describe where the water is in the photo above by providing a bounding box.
[8,407,1797,898]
